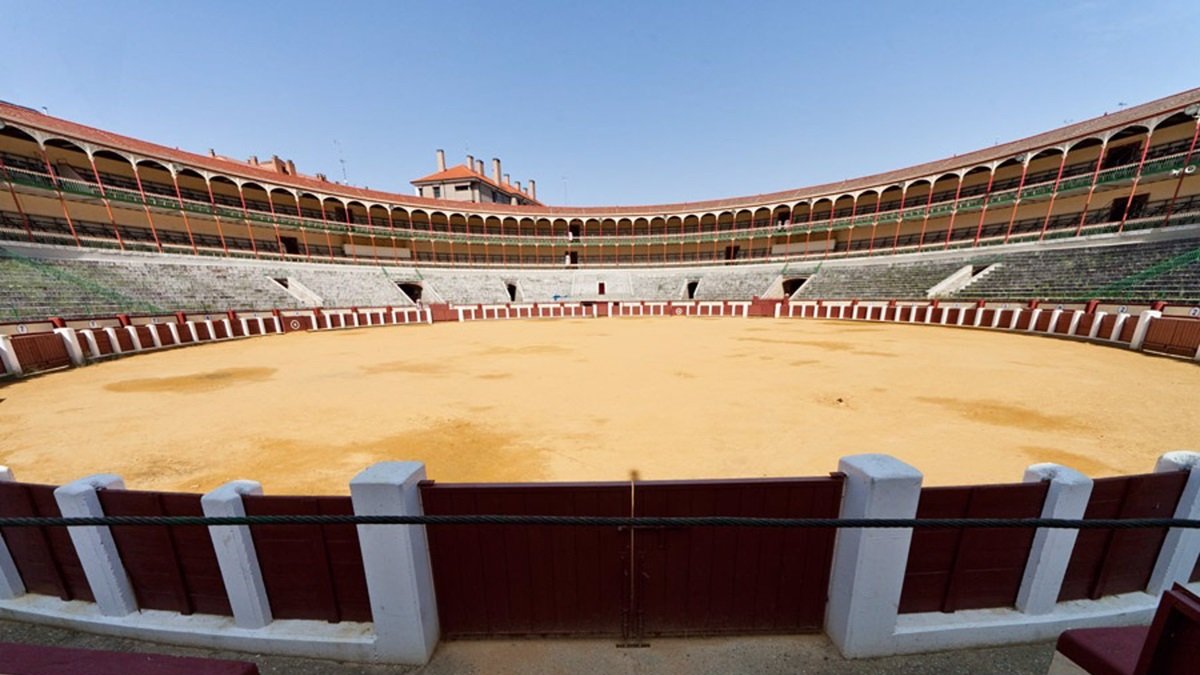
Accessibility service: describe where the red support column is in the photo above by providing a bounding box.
[260,190,287,259]
[1162,115,1200,228]
[1035,150,1070,242]
[891,184,910,252]
[916,180,937,251]
[363,205,380,263]
[385,206,398,259]
[168,170,199,254]
[970,166,998,247]
[843,200,858,257]
[316,199,336,262]
[290,196,312,261]
[36,145,81,247]
[130,161,164,252]
[341,201,360,263]
[87,154,125,250]
[0,155,36,241]
[866,193,884,255]
[999,156,1030,244]
[942,175,965,250]
[234,183,260,259]
[202,179,230,255]
[1117,129,1156,234]
[1073,138,1110,237]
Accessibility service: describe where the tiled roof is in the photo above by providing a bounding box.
[1,87,1197,218]
[410,164,540,204]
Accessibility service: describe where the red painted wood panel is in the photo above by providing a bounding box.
[1098,314,1119,339]
[193,322,212,341]
[0,482,92,601]
[978,308,996,326]
[212,321,229,339]
[1035,311,1054,332]
[241,495,369,623]
[91,330,114,355]
[1054,312,1075,334]
[281,315,314,332]
[1015,310,1033,330]
[8,333,71,372]
[114,329,134,352]
[1076,313,1096,337]
[634,476,843,635]
[1119,316,1138,343]
[97,489,232,616]
[1143,318,1200,357]
[1060,472,1189,601]
[421,481,629,638]
[900,481,1049,614]
[134,325,155,347]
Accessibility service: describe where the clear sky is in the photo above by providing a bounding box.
[1,0,1197,206]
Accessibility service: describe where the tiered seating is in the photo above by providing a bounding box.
[0,249,138,319]
[515,273,574,301]
[421,273,511,304]
[692,269,777,300]
[954,237,1200,302]
[628,272,688,300]
[271,266,415,307]
[794,261,964,299]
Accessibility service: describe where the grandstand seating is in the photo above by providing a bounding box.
[793,261,966,299]
[692,269,778,300]
[628,272,688,300]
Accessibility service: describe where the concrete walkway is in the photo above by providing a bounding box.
[0,619,1057,674]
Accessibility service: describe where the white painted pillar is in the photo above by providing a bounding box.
[1015,464,1093,615]
[923,306,932,324]
[1026,308,1042,332]
[53,474,137,617]
[204,319,217,340]
[991,308,1003,329]
[167,322,182,344]
[202,480,272,629]
[76,329,100,361]
[1129,310,1162,351]
[272,316,282,333]
[973,307,984,328]
[424,307,433,324]
[0,334,21,376]
[350,462,439,665]
[102,327,123,354]
[1008,309,1021,330]
[1046,309,1063,334]
[184,321,200,342]
[0,466,25,599]
[254,317,267,334]
[219,319,233,339]
[1147,451,1200,595]
[1110,313,1130,341]
[124,325,142,351]
[825,454,923,658]
[1067,310,1084,336]
[1088,311,1106,339]
[53,327,85,365]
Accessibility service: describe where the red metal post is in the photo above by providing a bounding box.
[1035,150,1070,242]
[917,180,937,250]
[262,192,289,260]
[942,175,965,249]
[891,183,910,252]
[234,183,260,258]
[87,154,125,250]
[970,166,998,247]
[1162,115,1200,228]
[1073,138,1109,237]
[1117,129,1155,234]
[362,205,380,263]
[0,155,36,241]
[866,192,884,255]
[290,195,312,261]
[202,179,230,255]
[36,145,81,247]
[315,198,336,262]
[168,170,198,254]
[129,161,164,253]
[341,200,360,263]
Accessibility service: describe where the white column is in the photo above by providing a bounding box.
[1008,309,1021,330]
[1046,309,1062,334]
[76,329,100,360]
[53,474,137,617]
[350,462,439,665]
[1067,310,1084,336]
[973,307,984,328]
[167,322,182,344]
[1129,310,1162,351]
[825,454,923,658]
[1088,311,1107,339]
[1026,308,1042,332]
[0,466,24,599]
[352,312,361,327]
[102,327,123,354]
[0,334,22,376]
[204,319,217,340]
[1147,451,1200,595]
[202,480,272,629]
[1109,313,1130,341]
[184,321,200,342]
[991,308,1003,329]
[220,319,234,339]
[124,325,143,351]
[145,324,163,348]
[53,327,86,365]
[1015,464,1093,615]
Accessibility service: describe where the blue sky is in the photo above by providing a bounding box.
[1,0,1197,206]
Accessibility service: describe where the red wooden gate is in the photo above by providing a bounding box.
[420,476,844,640]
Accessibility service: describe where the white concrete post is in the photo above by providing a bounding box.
[991,308,1003,329]
[973,307,984,328]
[350,462,439,665]
[1026,308,1042,333]
[1067,310,1084,336]
[352,313,361,327]
[255,317,267,334]
[220,319,234,339]
[1015,464,1093,615]
[102,327,123,354]
[53,474,137,617]
[1129,310,1162,351]
[0,334,22,376]
[166,322,182,345]
[204,319,217,340]
[1046,309,1062,335]
[0,466,25,599]
[1147,451,1200,595]
[77,330,101,360]
[202,480,272,629]
[124,325,143,351]
[1008,309,1021,330]
[184,321,199,342]
[825,454,924,658]
[1088,311,1107,339]
[1110,313,1130,341]
[53,327,85,365]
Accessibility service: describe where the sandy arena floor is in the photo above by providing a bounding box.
[0,318,1197,495]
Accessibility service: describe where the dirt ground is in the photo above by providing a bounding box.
[0,318,1196,495]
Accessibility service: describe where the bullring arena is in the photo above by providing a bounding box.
[0,86,1199,671]
[2,317,1199,493]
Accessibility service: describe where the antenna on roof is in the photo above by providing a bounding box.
[40,106,48,115]
[333,139,348,182]
[1117,102,1128,109]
